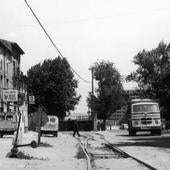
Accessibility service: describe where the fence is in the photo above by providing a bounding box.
[59,120,93,131]
[163,121,170,130]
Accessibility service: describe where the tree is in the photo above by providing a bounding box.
[27,56,81,119]
[87,60,126,128]
[126,41,170,120]
[13,71,28,106]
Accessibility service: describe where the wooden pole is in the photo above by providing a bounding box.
[91,68,97,131]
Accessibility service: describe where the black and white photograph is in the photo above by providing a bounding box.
[0,0,170,169]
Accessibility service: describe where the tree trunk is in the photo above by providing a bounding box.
[103,119,106,131]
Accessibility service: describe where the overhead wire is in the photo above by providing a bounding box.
[24,0,91,84]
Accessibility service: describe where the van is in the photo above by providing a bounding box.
[0,112,18,137]
[41,115,58,137]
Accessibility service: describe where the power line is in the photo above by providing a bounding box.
[24,0,91,84]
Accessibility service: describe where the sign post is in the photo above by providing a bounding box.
[29,96,35,105]
[4,89,20,157]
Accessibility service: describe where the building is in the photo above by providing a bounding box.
[109,90,141,125]
[109,106,127,125]
[125,90,141,100]
[0,39,24,112]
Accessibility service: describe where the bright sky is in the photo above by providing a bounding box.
[1,0,170,113]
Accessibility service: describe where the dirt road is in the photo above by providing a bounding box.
[0,130,170,170]
[100,130,170,170]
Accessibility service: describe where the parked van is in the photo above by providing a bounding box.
[41,115,58,137]
[0,112,18,137]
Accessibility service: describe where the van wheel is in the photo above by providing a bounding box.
[158,130,162,135]
[30,141,38,148]
[129,130,136,136]
[156,130,161,136]
[54,132,58,137]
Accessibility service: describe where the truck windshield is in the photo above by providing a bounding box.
[133,104,159,112]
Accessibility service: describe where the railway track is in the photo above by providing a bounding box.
[78,132,157,170]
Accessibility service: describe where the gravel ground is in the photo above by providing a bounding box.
[0,133,86,170]
[0,130,170,170]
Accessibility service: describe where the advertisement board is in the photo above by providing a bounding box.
[3,90,18,102]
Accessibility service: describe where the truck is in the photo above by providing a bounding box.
[0,112,18,137]
[127,99,162,136]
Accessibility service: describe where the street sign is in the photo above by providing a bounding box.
[3,90,18,102]
[29,96,35,104]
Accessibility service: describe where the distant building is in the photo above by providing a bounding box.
[109,106,127,125]
[0,39,24,112]
[109,89,141,125]
[125,90,141,100]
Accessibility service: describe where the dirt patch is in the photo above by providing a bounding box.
[76,144,86,159]
[7,151,48,160]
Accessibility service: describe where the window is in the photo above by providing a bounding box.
[0,75,2,89]
[6,79,8,89]
[6,62,8,75]
[13,61,16,76]
[50,117,55,123]
[0,60,2,71]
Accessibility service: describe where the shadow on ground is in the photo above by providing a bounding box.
[114,134,170,149]
[1,135,13,139]
[39,142,53,147]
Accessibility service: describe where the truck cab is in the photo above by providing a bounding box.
[127,99,162,136]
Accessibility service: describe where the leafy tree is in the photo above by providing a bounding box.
[87,60,126,128]
[126,41,170,120]
[27,56,81,119]
[13,71,28,106]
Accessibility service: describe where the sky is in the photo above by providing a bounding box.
[1,0,170,114]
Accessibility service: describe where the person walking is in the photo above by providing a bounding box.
[73,120,80,137]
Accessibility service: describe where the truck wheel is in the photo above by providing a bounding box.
[157,130,162,136]
[0,133,3,138]
[151,130,161,136]
[151,130,156,135]
[31,141,38,148]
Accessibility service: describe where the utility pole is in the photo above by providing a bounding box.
[3,55,6,112]
[90,67,97,131]
[91,67,94,98]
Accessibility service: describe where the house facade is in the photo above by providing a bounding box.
[0,39,24,112]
